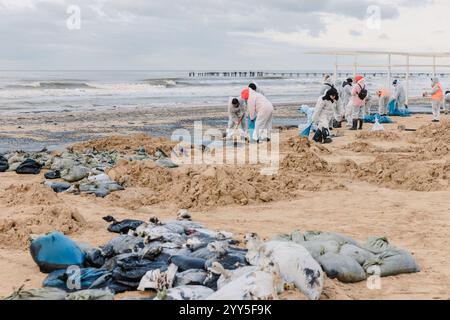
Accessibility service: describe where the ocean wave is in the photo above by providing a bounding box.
[5,81,95,90]
[142,78,180,88]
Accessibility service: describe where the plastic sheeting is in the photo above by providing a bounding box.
[388,100,411,117]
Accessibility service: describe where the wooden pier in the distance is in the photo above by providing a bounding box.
[188,71,448,78]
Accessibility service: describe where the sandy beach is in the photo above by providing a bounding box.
[0,107,449,300]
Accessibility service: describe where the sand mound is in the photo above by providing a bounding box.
[334,159,360,176]
[281,153,330,173]
[107,161,293,209]
[416,120,450,140]
[0,184,59,207]
[356,131,400,141]
[71,134,176,155]
[343,141,380,153]
[282,137,331,172]
[286,136,331,155]
[0,205,86,249]
[357,155,450,191]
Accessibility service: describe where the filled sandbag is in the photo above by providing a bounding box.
[61,166,90,182]
[44,170,61,179]
[4,287,67,300]
[30,232,86,273]
[302,240,341,259]
[0,155,9,172]
[206,271,279,300]
[16,159,42,174]
[363,237,392,254]
[316,253,367,283]
[339,244,375,266]
[66,289,115,300]
[156,285,214,300]
[290,230,305,243]
[303,231,359,246]
[257,240,324,300]
[45,182,72,193]
[364,249,420,277]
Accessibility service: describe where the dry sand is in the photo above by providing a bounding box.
[0,113,449,300]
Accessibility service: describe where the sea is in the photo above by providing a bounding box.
[0,70,444,114]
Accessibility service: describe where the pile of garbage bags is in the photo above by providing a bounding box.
[0,146,178,198]
[10,215,420,301]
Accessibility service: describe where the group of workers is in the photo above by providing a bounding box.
[227,83,274,143]
[307,74,448,144]
[227,75,449,145]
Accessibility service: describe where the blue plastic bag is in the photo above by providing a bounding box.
[30,232,85,273]
[364,114,394,124]
[388,100,411,117]
[248,116,256,142]
[300,124,312,137]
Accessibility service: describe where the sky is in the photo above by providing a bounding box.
[1,0,450,70]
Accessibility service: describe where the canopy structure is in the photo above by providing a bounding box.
[305,50,450,104]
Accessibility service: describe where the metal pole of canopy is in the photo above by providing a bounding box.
[334,54,338,82]
[387,54,392,90]
[406,55,410,106]
[353,55,358,77]
[433,56,437,76]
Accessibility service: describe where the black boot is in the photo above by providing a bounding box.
[350,119,358,131]
[322,128,332,144]
[312,129,323,143]
[358,119,363,130]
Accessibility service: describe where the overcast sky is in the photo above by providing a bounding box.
[0,0,449,70]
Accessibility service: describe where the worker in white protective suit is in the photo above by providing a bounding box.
[226,97,247,139]
[376,88,390,116]
[391,80,407,111]
[241,88,274,142]
[363,93,373,116]
[350,75,368,131]
[319,74,335,97]
[445,91,450,115]
[423,77,444,122]
[332,79,344,127]
[311,87,339,144]
[248,82,265,96]
[341,78,354,127]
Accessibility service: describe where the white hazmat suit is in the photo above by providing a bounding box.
[247,89,274,141]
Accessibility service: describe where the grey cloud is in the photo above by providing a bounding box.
[0,0,434,69]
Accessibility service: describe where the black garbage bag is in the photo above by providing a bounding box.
[169,255,206,271]
[48,182,72,193]
[44,170,61,179]
[0,155,9,172]
[103,215,145,234]
[205,253,247,271]
[85,248,106,268]
[110,255,169,290]
[16,159,42,175]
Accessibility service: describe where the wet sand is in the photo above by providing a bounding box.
[0,109,449,300]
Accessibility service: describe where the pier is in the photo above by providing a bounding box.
[188,71,449,78]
